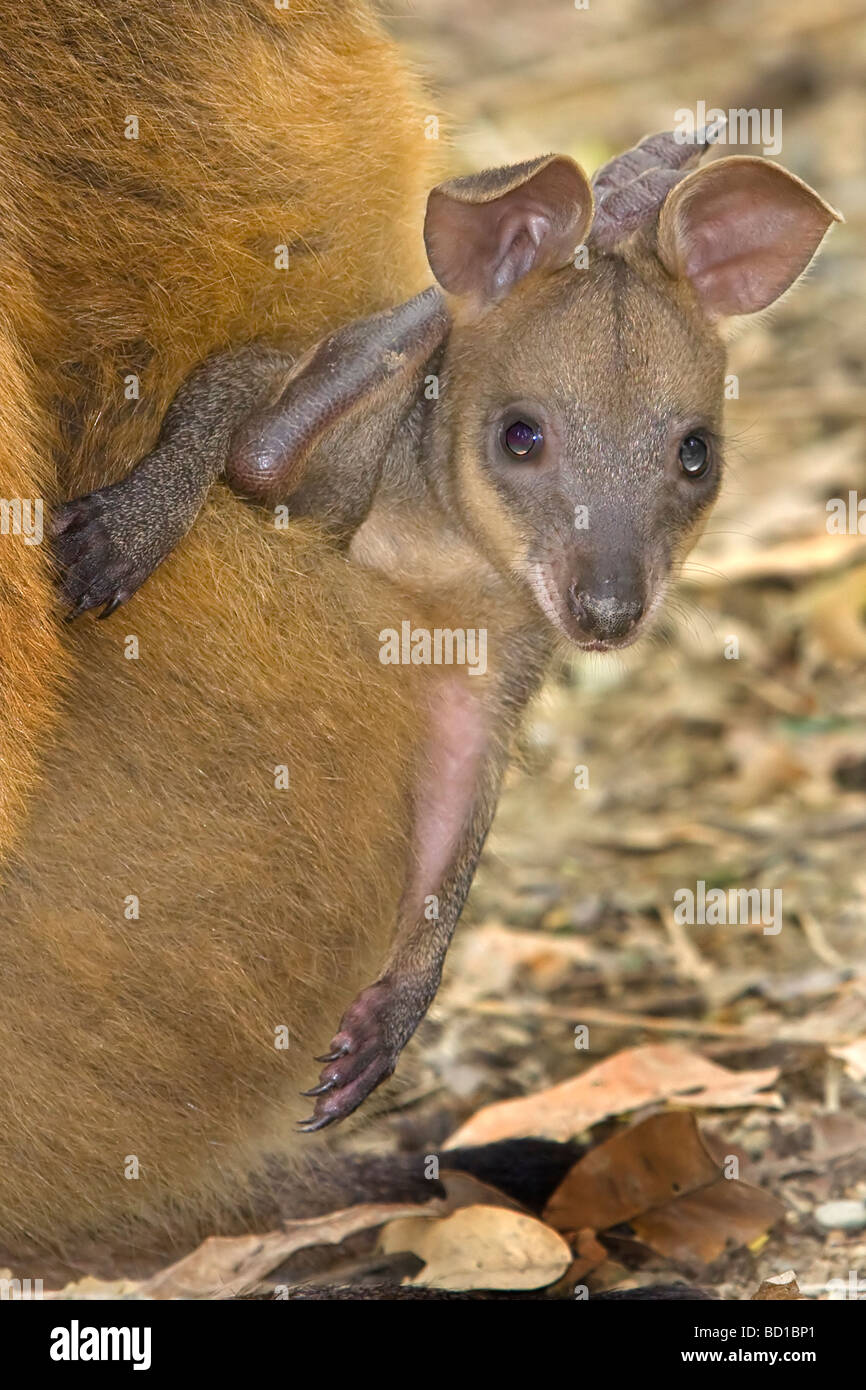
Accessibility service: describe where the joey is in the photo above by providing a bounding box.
[55,132,839,1129]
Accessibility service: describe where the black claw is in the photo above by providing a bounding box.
[296,1114,335,1133]
[64,597,90,622]
[300,1080,336,1097]
[98,595,122,620]
[315,1045,349,1064]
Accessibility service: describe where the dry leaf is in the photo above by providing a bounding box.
[632,1178,785,1264]
[380,1204,571,1291]
[138,1202,445,1300]
[544,1113,782,1267]
[830,1037,866,1082]
[751,1270,802,1301]
[438,1170,528,1214]
[554,1229,610,1289]
[544,1112,719,1232]
[445,1044,782,1148]
[572,1228,609,1279]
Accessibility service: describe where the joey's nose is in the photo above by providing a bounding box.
[567,584,644,641]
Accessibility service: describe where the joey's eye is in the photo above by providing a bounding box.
[678,434,710,478]
[501,418,543,460]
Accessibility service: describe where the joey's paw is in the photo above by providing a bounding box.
[298,978,405,1132]
[53,491,152,619]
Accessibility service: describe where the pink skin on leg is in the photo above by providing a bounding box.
[300,673,492,1130]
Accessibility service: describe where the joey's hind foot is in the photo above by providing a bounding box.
[54,484,168,618]
[298,976,415,1132]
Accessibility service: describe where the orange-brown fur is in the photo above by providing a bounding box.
[0,0,433,861]
[0,0,437,1262]
[0,289,64,857]
[0,498,438,1266]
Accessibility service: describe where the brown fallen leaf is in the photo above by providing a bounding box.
[544,1112,719,1233]
[830,1036,866,1082]
[632,1178,785,1265]
[544,1113,781,1268]
[546,1229,610,1293]
[445,1044,782,1148]
[380,1204,571,1291]
[570,1228,609,1282]
[751,1270,803,1301]
[438,1170,528,1214]
[136,1201,446,1300]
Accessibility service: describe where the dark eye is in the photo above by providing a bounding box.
[679,434,710,478]
[501,418,543,460]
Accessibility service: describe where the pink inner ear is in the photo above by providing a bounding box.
[684,191,805,314]
[665,160,839,319]
[492,209,552,293]
[424,155,593,305]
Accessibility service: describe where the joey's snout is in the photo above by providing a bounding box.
[567,582,644,645]
[528,546,652,652]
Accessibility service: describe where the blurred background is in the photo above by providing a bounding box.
[361,0,866,1296]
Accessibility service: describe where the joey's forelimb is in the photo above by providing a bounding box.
[54,345,296,617]
[53,288,448,615]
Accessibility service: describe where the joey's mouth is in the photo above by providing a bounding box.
[527,561,664,652]
[574,634,640,653]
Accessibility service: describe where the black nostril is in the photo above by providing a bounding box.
[568,585,644,639]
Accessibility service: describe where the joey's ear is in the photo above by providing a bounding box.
[657,156,842,319]
[424,155,594,305]
[226,287,449,504]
